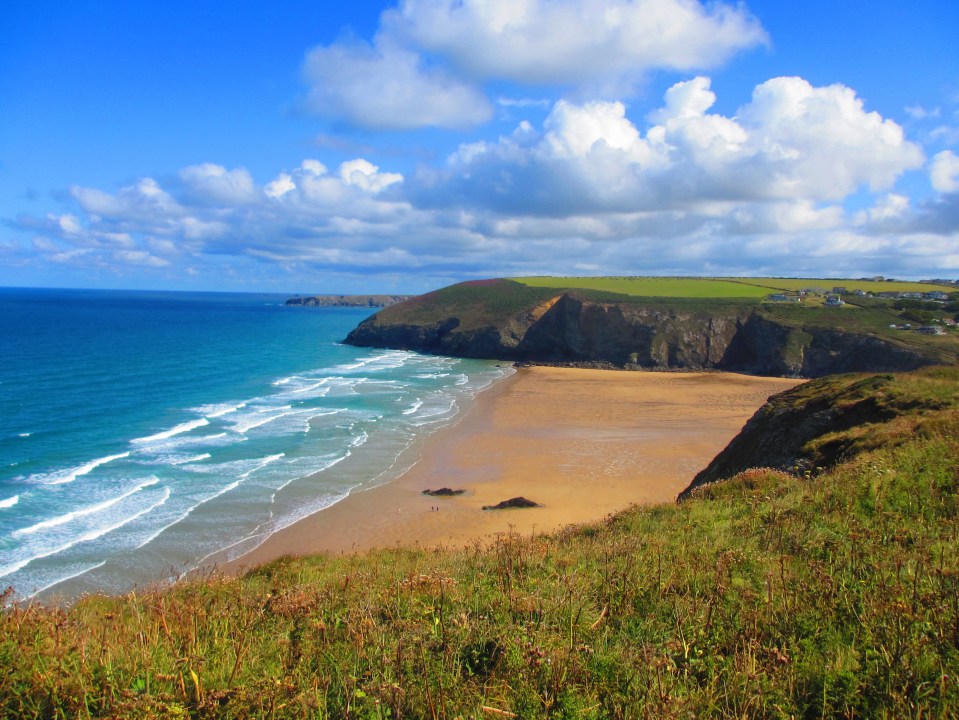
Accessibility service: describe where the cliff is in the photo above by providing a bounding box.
[678,365,959,499]
[286,294,410,308]
[344,279,944,377]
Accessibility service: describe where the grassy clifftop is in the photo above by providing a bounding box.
[347,278,959,375]
[4,367,959,718]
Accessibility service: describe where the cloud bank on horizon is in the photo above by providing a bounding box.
[4,0,959,292]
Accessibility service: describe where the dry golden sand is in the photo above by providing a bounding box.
[222,367,802,572]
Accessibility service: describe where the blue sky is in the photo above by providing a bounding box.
[2,0,958,293]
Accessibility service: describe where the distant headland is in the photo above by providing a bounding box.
[285,294,411,308]
[344,276,959,378]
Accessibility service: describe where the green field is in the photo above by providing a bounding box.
[515,275,953,298]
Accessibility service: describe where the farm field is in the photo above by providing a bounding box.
[515,275,952,298]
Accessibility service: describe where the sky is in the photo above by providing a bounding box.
[2,0,958,294]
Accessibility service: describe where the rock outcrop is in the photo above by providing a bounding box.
[286,294,410,308]
[677,367,959,499]
[482,497,540,510]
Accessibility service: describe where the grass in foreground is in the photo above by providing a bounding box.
[3,369,959,719]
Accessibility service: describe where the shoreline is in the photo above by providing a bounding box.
[219,366,803,574]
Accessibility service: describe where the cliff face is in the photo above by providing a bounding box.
[345,289,934,378]
[678,366,959,499]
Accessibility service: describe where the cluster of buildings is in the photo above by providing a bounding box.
[889,323,950,335]
[764,284,957,337]
[766,286,953,305]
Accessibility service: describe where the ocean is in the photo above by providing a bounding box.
[0,288,511,602]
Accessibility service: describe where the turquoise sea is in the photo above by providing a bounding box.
[0,288,510,601]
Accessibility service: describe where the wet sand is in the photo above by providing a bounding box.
[222,367,802,572]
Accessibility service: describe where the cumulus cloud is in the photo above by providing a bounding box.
[24,157,421,279]
[339,159,403,192]
[738,77,924,199]
[179,163,257,204]
[302,38,492,130]
[386,0,767,89]
[10,74,955,288]
[931,150,959,193]
[411,76,925,216]
[301,0,766,130]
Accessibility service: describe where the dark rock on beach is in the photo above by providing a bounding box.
[482,497,540,510]
[422,488,465,496]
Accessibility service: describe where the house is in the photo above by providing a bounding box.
[767,294,802,303]
[919,326,946,335]
[832,286,848,295]
[825,295,845,307]
[926,291,949,301]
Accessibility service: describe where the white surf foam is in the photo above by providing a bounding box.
[231,407,297,434]
[13,477,160,538]
[196,402,247,419]
[0,495,19,509]
[131,418,209,445]
[33,451,131,486]
[239,453,285,479]
[290,380,329,395]
[402,399,424,415]
[21,560,108,601]
[134,432,232,458]
[350,430,369,448]
[0,487,171,579]
[170,453,212,465]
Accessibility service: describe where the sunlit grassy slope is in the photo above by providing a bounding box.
[516,275,952,297]
[4,367,959,718]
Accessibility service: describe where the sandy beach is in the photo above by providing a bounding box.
[222,367,802,573]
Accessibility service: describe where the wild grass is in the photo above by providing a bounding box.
[3,369,959,718]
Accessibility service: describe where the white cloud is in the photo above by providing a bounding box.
[387,0,766,91]
[71,178,182,221]
[264,173,296,199]
[302,38,492,130]
[56,214,82,235]
[541,100,652,162]
[855,193,910,225]
[931,150,959,193]
[11,74,952,288]
[905,104,940,120]
[114,249,170,267]
[738,77,925,199]
[414,75,925,216]
[339,159,403,192]
[300,0,765,130]
[179,164,257,204]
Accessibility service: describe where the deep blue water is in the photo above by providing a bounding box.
[0,288,509,601]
